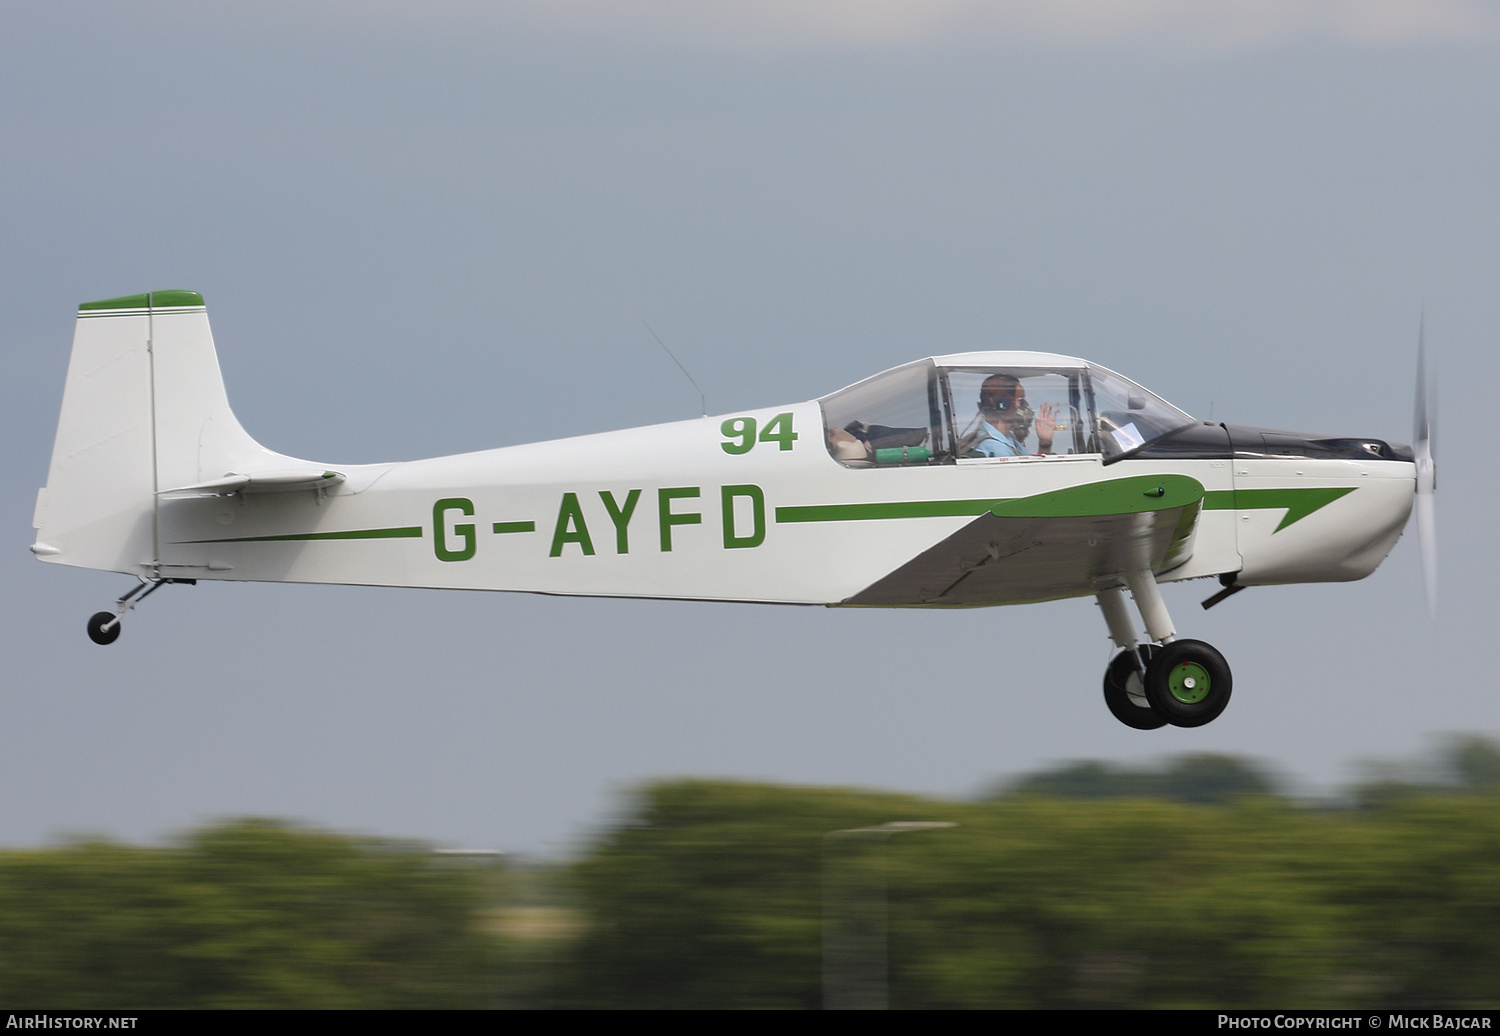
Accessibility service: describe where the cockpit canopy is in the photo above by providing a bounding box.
[819,353,1194,467]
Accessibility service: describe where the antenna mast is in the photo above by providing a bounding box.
[644,322,707,418]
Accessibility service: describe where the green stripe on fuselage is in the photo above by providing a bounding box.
[181,526,423,544]
[1203,487,1356,531]
[172,481,1355,547]
[774,475,1205,524]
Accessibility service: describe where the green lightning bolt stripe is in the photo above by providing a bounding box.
[775,499,994,523]
[1202,487,1357,531]
[775,475,1205,524]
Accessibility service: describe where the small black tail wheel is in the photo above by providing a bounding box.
[87,611,121,646]
[1103,646,1167,730]
[1144,639,1231,727]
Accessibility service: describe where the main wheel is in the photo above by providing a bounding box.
[1103,646,1167,729]
[1143,639,1231,727]
[86,611,121,646]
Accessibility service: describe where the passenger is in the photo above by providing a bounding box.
[965,374,1056,458]
[826,425,872,462]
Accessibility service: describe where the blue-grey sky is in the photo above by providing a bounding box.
[3,1,1496,855]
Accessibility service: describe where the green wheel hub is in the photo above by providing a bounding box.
[1142,640,1231,728]
[1167,662,1211,704]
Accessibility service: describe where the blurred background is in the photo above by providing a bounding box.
[2,0,1498,1007]
[3,743,1497,1008]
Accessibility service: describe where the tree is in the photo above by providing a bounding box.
[1002,753,1279,804]
[0,819,495,1008]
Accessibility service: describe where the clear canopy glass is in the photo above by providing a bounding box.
[819,359,1193,467]
[1083,363,1196,459]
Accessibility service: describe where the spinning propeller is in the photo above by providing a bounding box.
[1413,317,1438,621]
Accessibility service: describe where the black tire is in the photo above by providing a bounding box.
[87,611,121,646]
[1103,646,1167,730]
[1144,639,1231,727]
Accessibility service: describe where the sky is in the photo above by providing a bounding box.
[2,1,1497,856]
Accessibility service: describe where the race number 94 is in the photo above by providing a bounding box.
[721,412,798,455]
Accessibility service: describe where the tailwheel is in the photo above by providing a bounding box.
[86,611,121,646]
[1103,646,1166,730]
[1144,639,1232,727]
[82,577,192,645]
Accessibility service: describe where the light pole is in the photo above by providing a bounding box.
[433,848,507,1007]
[822,822,956,1010]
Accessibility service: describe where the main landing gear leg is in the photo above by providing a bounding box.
[1095,570,1233,729]
[1096,587,1166,730]
[86,577,194,646]
[1108,568,1232,728]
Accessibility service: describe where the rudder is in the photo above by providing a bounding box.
[32,291,285,575]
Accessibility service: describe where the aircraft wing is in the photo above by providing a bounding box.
[844,474,1202,607]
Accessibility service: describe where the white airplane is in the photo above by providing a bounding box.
[31,291,1435,729]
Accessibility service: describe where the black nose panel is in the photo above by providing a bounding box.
[1112,423,1411,463]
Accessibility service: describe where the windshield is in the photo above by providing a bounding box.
[1086,363,1195,458]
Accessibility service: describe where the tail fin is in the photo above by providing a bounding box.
[32,291,289,575]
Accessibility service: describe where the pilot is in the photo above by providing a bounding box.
[966,374,1057,458]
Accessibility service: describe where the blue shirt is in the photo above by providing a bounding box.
[970,420,1024,458]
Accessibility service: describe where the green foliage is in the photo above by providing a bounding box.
[558,770,1500,1009]
[887,798,1343,1008]
[1001,752,1280,803]
[8,742,1500,1009]
[1448,736,1500,791]
[1313,796,1500,1006]
[1354,735,1500,809]
[0,819,495,1008]
[558,781,954,1008]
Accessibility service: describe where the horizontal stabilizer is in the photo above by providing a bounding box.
[160,469,346,497]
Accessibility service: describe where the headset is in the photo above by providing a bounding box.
[979,377,1028,419]
[979,377,1036,444]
